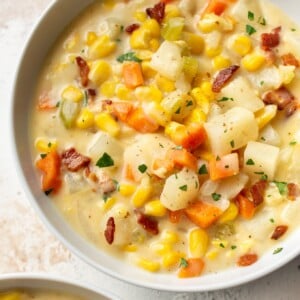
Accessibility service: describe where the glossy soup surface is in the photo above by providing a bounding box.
[31,0,300,277]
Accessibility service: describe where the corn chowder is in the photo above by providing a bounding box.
[32,0,300,277]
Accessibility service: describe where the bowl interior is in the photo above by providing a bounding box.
[11,0,300,292]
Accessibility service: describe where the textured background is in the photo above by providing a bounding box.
[1,0,300,299]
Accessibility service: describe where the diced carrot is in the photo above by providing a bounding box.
[171,124,207,151]
[152,158,174,173]
[236,194,256,220]
[168,148,198,171]
[168,209,183,224]
[124,164,136,181]
[209,153,239,181]
[122,62,144,89]
[111,102,133,122]
[127,107,159,133]
[178,258,205,278]
[185,200,222,229]
[237,254,258,267]
[201,0,237,17]
[36,150,61,193]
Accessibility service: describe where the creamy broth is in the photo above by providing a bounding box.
[31,0,300,277]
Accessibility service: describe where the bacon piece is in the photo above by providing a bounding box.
[281,53,299,68]
[125,23,140,34]
[250,180,267,207]
[271,225,288,240]
[98,171,116,195]
[285,101,298,117]
[136,211,159,235]
[76,56,90,87]
[61,148,91,172]
[263,87,295,110]
[87,88,96,97]
[104,217,115,244]
[287,183,300,201]
[146,2,165,23]
[261,27,281,51]
[237,254,258,267]
[212,65,239,93]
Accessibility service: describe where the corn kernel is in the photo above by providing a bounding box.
[86,31,97,46]
[135,85,163,102]
[119,183,136,197]
[100,81,116,98]
[62,86,83,103]
[124,244,138,252]
[89,35,116,59]
[94,112,120,137]
[213,55,231,70]
[130,28,151,50]
[200,81,215,101]
[184,108,207,125]
[183,56,199,81]
[89,60,111,85]
[142,61,157,79]
[232,35,252,56]
[212,239,229,248]
[149,38,160,52]
[190,88,210,113]
[135,50,153,60]
[64,34,79,51]
[198,149,214,161]
[147,102,171,127]
[255,105,277,129]
[164,4,181,21]
[205,46,222,58]
[102,197,116,211]
[183,32,204,55]
[151,242,172,255]
[131,177,152,207]
[156,75,175,92]
[35,138,57,153]
[189,228,209,258]
[206,249,219,260]
[242,52,266,72]
[0,292,21,300]
[137,258,160,272]
[145,199,167,217]
[279,65,296,85]
[218,203,239,224]
[116,84,133,101]
[76,108,94,129]
[134,11,147,22]
[198,14,219,33]
[142,19,161,38]
[165,121,186,139]
[161,230,179,244]
[240,239,254,254]
[162,251,181,268]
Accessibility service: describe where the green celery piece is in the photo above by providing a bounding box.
[161,17,185,41]
[60,99,81,129]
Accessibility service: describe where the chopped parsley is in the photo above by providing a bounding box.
[175,107,181,114]
[290,141,297,146]
[96,152,114,168]
[83,90,88,106]
[248,11,254,21]
[273,181,287,195]
[116,51,142,63]
[212,193,221,201]
[113,179,120,191]
[216,156,221,161]
[198,164,208,175]
[179,257,188,268]
[273,247,283,255]
[159,143,164,148]
[261,174,268,181]
[291,28,296,32]
[103,195,109,203]
[44,189,53,196]
[179,185,188,191]
[186,100,194,107]
[260,81,265,86]
[246,158,255,165]
[218,97,234,102]
[120,25,124,32]
[47,142,52,148]
[219,243,225,248]
[246,24,256,35]
[231,245,237,250]
[40,153,47,159]
[138,164,148,174]
[270,218,275,223]
[55,101,60,108]
[258,16,266,26]
[230,140,235,148]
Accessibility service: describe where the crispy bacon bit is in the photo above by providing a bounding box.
[263,87,295,110]
[261,27,281,51]
[212,65,240,93]
[287,183,300,201]
[285,101,298,117]
[104,217,115,244]
[237,254,258,267]
[281,53,300,68]
[88,89,96,97]
[125,23,140,34]
[250,180,267,207]
[136,211,159,235]
[61,148,91,172]
[98,172,116,195]
[76,56,90,87]
[271,225,288,240]
[146,2,165,24]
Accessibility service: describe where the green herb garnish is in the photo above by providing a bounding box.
[219,243,225,248]
[179,257,188,268]
[246,159,255,165]
[83,90,88,106]
[218,97,234,102]
[96,152,114,168]
[290,141,297,146]
[274,181,287,195]
[246,24,256,35]
[230,140,235,148]
[248,11,254,21]
[179,185,188,191]
[273,247,283,254]
[138,164,148,174]
[212,193,221,201]
[55,101,60,108]
[40,153,47,159]
[270,218,275,223]
[117,52,142,63]
[186,100,193,107]
[231,245,237,250]
[258,16,266,26]
[198,164,208,175]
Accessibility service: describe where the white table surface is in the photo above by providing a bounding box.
[1,1,300,299]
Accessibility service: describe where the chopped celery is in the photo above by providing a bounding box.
[161,17,185,41]
[182,56,199,81]
[60,99,81,129]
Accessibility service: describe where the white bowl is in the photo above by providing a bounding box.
[0,273,117,299]
[11,0,300,292]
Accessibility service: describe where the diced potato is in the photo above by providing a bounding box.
[160,168,199,211]
[98,18,123,40]
[231,0,262,22]
[150,41,183,80]
[204,107,259,156]
[243,141,280,181]
[259,125,281,147]
[219,77,264,112]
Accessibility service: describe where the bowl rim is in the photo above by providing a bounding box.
[10,0,300,293]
